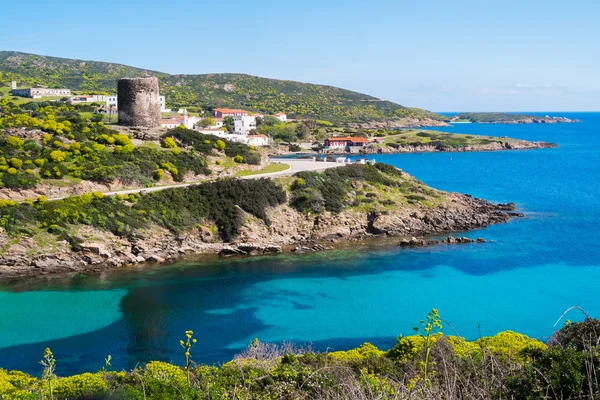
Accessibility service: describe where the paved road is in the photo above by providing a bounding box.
[46,159,342,201]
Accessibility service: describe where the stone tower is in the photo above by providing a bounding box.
[117,77,161,127]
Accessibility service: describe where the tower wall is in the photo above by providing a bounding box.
[117,77,161,127]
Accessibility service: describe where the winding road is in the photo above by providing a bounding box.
[47,159,343,201]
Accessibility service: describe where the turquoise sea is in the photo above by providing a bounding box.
[1,112,599,375]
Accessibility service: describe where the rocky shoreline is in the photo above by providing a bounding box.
[356,140,557,155]
[0,193,523,280]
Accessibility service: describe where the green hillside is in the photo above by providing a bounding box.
[0,51,447,123]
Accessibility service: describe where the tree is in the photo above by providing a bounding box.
[223,116,234,133]
[263,116,279,126]
[271,125,297,143]
[91,113,104,123]
[199,117,215,128]
[295,123,311,140]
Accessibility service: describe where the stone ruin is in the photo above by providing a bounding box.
[117,77,161,127]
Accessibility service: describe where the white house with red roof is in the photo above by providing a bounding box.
[213,108,249,118]
[274,113,287,122]
[324,137,368,149]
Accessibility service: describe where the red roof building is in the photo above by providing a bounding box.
[213,108,249,118]
[324,137,368,148]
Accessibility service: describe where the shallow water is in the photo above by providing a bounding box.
[0,112,598,375]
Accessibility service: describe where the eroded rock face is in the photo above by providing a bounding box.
[117,77,161,127]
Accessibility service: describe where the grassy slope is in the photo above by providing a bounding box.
[0,51,447,123]
[378,129,529,147]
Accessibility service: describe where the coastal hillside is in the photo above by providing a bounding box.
[0,163,520,278]
[0,51,447,124]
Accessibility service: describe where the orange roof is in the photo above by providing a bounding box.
[213,108,248,113]
[326,137,368,143]
[275,113,286,116]
[247,134,267,138]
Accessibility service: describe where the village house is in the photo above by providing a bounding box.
[160,110,200,129]
[67,95,107,103]
[196,128,270,146]
[274,113,287,122]
[107,95,169,111]
[246,134,269,146]
[324,137,368,149]
[233,115,257,134]
[11,81,71,98]
[213,108,249,118]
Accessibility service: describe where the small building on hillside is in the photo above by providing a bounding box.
[195,128,228,136]
[274,113,287,122]
[68,95,106,103]
[246,134,269,146]
[107,95,168,111]
[11,86,71,98]
[196,128,270,146]
[213,108,249,118]
[324,137,368,149]
[160,110,200,129]
[233,115,257,134]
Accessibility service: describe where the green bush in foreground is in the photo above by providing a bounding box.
[2,311,600,399]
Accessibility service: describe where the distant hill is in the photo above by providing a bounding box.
[0,51,447,124]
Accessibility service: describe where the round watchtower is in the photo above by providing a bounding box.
[117,77,161,127]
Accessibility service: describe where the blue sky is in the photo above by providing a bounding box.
[2,0,598,111]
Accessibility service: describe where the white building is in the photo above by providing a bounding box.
[195,128,269,146]
[233,115,257,134]
[274,113,287,122]
[246,134,269,146]
[67,95,107,103]
[160,110,200,129]
[106,96,118,107]
[107,95,168,111]
[11,87,71,98]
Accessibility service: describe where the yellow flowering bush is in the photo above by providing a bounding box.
[476,331,547,362]
[329,342,385,362]
[53,373,108,399]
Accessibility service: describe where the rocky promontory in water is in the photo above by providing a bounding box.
[0,163,524,279]
[452,112,579,124]
[314,129,557,155]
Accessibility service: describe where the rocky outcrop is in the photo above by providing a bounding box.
[348,118,450,129]
[0,191,524,279]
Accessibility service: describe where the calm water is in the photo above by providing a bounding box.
[1,112,599,375]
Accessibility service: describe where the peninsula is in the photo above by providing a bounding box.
[452,112,579,124]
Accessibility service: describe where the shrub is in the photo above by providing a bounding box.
[214,139,226,151]
[40,162,69,179]
[329,343,385,362]
[54,372,108,399]
[2,171,39,189]
[234,155,243,163]
[142,361,188,398]
[5,136,24,148]
[48,150,67,163]
[162,137,177,149]
[8,158,23,169]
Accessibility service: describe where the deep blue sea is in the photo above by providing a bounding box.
[1,112,599,375]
